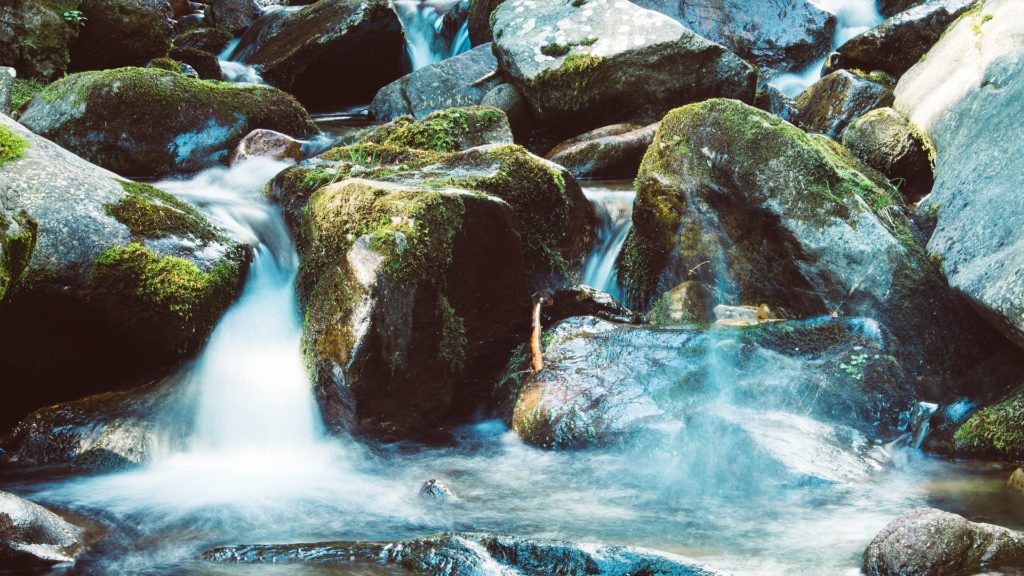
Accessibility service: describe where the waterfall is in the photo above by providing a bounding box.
[393,0,470,70]
[581,183,635,301]
[770,0,883,97]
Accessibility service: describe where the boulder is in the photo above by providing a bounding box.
[18,67,317,176]
[894,0,1024,350]
[0,114,248,431]
[1009,468,1024,492]
[369,43,502,122]
[543,285,642,326]
[230,128,303,165]
[511,316,914,452]
[619,98,998,378]
[0,0,78,82]
[204,532,721,576]
[793,70,895,138]
[205,0,260,35]
[418,479,455,503]
[545,122,658,180]
[172,26,233,55]
[754,83,798,122]
[145,56,200,78]
[167,46,222,80]
[480,83,531,137]
[952,384,1024,459]
[634,0,836,75]
[0,491,86,568]
[361,106,513,153]
[467,0,503,46]
[232,0,407,108]
[69,0,173,72]
[863,508,1024,576]
[841,107,934,202]
[835,0,977,78]
[491,0,757,135]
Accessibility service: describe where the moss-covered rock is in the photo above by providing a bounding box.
[793,69,895,138]
[953,386,1024,459]
[361,106,512,153]
[18,67,317,176]
[841,107,934,202]
[0,114,248,431]
[68,0,172,72]
[172,27,233,55]
[167,46,222,81]
[300,179,531,438]
[0,0,79,82]
[620,98,999,379]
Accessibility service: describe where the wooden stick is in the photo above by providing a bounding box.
[531,299,544,372]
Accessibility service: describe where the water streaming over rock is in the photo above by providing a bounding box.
[581,182,635,301]
[771,0,883,96]
[393,0,471,70]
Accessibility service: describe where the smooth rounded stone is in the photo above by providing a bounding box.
[230,128,303,165]
[0,114,248,431]
[841,107,934,202]
[0,0,78,82]
[204,532,722,576]
[619,99,998,378]
[369,44,502,122]
[168,45,222,80]
[480,83,531,137]
[361,106,513,153]
[835,0,977,78]
[232,0,407,108]
[418,479,455,502]
[1009,469,1024,492]
[509,315,915,453]
[793,69,895,138]
[204,0,260,34]
[543,285,643,326]
[467,0,503,45]
[0,67,14,116]
[69,0,173,72]
[545,122,659,180]
[634,0,836,75]
[754,83,798,122]
[172,27,233,54]
[491,0,757,135]
[895,0,1024,351]
[0,491,86,567]
[863,508,1024,576]
[18,66,317,176]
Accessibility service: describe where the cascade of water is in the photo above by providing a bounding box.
[581,182,635,301]
[393,0,469,70]
[771,0,883,97]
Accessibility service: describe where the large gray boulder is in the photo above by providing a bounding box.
[0,0,78,82]
[545,122,658,180]
[793,70,895,138]
[490,0,757,135]
[369,44,502,122]
[232,0,407,108]
[0,491,86,568]
[0,113,248,431]
[18,67,317,176]
[841,107,934,202]
[895,0,1024,349]
[69,0,173,72]
[863,508,1024,576]
[835,0,977,78]
[619,98,998,378]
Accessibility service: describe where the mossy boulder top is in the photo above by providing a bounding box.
[490,0,757,134]
[0,114,248,430]
[69,0,173,72]
[18,67,317,177]
[619,98,997,379]
[0,0,78,82]
[360,106,514,153]
[232,0,407,108]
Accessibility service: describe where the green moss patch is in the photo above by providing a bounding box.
[11,79,46,111]
[0,211,38,301]
[0,125,28,166]
[106,180,221,241]
[954,389,1024,459]
[363,106,507,153]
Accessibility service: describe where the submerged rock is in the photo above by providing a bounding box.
[418,479,455,503]
[362,106,513,153]
[369,44,503,122]
[233,0,407,108]
[69,0,173,72]
[0,0,78,82]
[545,123,659,180]
[863,508,1024,576]
[619,98,995,378]
[491,0,756,135]
[793,70,895,138]
[0,114,248,431]
[836,0,977,78]
[841,107,934,202]
[0,491,86,568]
[894,0,1024,351]
[18,67,317,176]
[204,532,721,576]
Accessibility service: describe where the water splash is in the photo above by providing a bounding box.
[581,182,635,301]
[393,0,470,70]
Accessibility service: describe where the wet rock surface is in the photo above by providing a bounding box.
[545,122,659,180]
[0,490,87,568]
[841,107,934,202]
[793,70,895,138]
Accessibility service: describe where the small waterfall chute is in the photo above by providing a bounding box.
[581,182,635,301]
[393,0,471,70]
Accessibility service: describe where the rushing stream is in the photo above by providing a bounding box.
[581,182,635,301]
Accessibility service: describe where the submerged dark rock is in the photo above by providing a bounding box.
[204,532,722,576]
[0,491,87,568]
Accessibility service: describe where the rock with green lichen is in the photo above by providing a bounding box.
[269,142,596,292]
[952,385,1024,459]
[895,0,1024,352]
[841,107,934,202]
[509,315,911,484]
[18,66,317,176]
[491,0,757,135]
[299,178,531,438]
[0,114,248,431]
[0,0,79,82]
[619,98,998,379]
[231,0,407,108]
[361,106,513,153]
[173,27,233,55]
[793,70,895,138]
[68,0,172,72]
[544,122,658,180]
[167,46,222,81]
